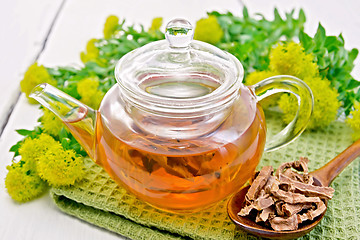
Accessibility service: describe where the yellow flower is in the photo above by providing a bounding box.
[37,145,84,187]
[269,42,318,79]
[278,76,340,129]
[17,133,85,187]
[149,17,163,32]
[346,103,360,141]
[268,41,340,130]
[77,77,104,109]
[245,71,278,108]
[40,108,66,136]
[103,15,119,39]
[20,63,57,104]
[245,71,276,86]
[194,15,223,45]
[80,39,100,64]
[5,159,47,203]
[19,133,58,162]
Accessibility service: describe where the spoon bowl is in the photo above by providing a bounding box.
[227,181,326,239]
[227,139,360,239]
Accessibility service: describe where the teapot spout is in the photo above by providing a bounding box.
[30,83,96,159]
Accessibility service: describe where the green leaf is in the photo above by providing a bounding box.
[70,142,87,156]
[229,24,242,35]
[346,79,360,90]
[16,129,33,136]
[349,48,359,62]
[355,88,360,101]
[46,68,62,76]
[298,9,306,24]
[314,23,326,44]
[242,6,249,19]
[9,141,22,157]
[61,138,71,149]
[9,144,20,152]
[338,33,345,44]
[9,137,27,157]
[299,31,313,51]
[324,36,339,48]
[59,127,68,140]
[274,8,282,22]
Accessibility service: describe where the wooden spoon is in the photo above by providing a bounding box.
[227,139,360,240]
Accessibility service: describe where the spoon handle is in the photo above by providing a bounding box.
[311,139,360,186]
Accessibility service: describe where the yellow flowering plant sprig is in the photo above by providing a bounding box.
[209,9,358,119]
[5,159,47,203]
[210,7,306,74]
[20,63,57,103]
[299,24,359,116]
[95,18,165,66]
[148,17,164,39]
[103,15,120,39]
[205,8,358,133]
[245,42,341,130]
[6,133,85,202]
[194,15,224,45]
[10,117,87,158]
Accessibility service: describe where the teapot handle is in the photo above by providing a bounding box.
[251,75,314,152]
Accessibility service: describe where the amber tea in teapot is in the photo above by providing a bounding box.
[31,19,313,212]
[96,85,266,211]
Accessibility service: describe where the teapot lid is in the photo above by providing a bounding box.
[115,18,244,101]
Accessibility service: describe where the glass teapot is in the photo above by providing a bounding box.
[31,19,313,212]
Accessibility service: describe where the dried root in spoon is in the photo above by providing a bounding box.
[238,157,335,231]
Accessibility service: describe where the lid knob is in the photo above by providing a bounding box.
[165,19,194,48]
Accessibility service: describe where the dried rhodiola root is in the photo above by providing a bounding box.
[238,157,335,231]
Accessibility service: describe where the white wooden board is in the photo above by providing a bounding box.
[0,0,63,131]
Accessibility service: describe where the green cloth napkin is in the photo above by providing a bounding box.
[50,115,360,240]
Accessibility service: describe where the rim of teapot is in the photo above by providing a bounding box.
[114,18,246,117]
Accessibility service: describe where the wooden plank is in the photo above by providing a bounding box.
[0,0,64,132]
